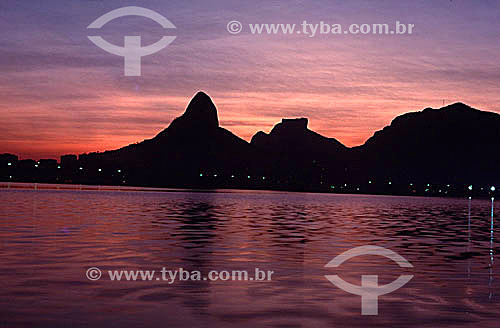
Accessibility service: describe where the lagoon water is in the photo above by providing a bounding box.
[0,187,498,327]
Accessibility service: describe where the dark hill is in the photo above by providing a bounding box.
[79,92,254,186]
[250,118,348,189]
[352,102,500,184]
[251,118,346,154]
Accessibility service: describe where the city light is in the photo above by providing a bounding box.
[7,162,11,166]
[199,173,203,177]
[468,185,473,191]
[98,168,102,172]
[491,186,496,192]
[117,169,121,173]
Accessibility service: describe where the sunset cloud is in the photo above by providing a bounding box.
[1,0,499,159]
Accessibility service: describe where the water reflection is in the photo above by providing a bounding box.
[467,197,471,281]
[489,198,494,300]
[151,197,223,315]
[0,189,498,327]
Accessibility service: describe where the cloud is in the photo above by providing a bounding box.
[1,0,500,158]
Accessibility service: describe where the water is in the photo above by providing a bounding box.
[0,187,498,327]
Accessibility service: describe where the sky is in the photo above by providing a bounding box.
[1,0,500,159]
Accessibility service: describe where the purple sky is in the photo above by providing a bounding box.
[1,0,500,159]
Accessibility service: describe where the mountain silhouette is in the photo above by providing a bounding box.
[78,91,254,186]
[2,93,499,195]
[158,91,219,133]
[251,118,346,154]
[251,118,348,189]
[351,102,500,184]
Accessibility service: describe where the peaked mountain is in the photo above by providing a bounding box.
[79,92,254,186]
